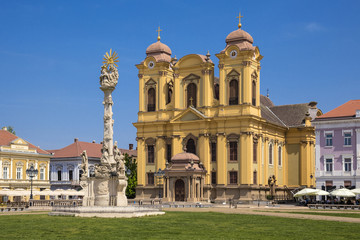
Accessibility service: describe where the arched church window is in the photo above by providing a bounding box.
[229,79,238,105]
[269,143,273,165]
[187,83,197,108]
[186,138,196,154]
[167,88,172,104]
[147,88,156,112]
[252,80,256,106]
[214,84,219,100]
[278,146,282,166]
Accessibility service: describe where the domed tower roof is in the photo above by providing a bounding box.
[145,27,172,63]
[225,28,254,45]
[146,41,172,55]
[221,14,256,53]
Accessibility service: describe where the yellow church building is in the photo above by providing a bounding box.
[133,17,321,202]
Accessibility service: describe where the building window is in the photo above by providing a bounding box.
[40,168,45,180]
[186,139,196,155]
[344,132,351,146]
[166,144,172,162]
[269,144,273,165]
[211,142,217,162]
[147,145,155,163]
[3,167,8,179]
[252,80,256,106]
[253,171,257,185]
[16,167,22,179]
[325,133,333,146]
[229,79,238,105]
[147,172,154,185]
[229,171,238,184]
[214,83,219,100]
[147,88,156,112]
[344,180,352,189]
[253,141,258,163]
[325,180,333,191]
[187,83,197,108]
[57,170,62,181]
[278,146,282,166]
[211,171,217,184]
[229,142,238,161]
[344,158,352,172]
[326,158,333,172]
[167,85,172,104]
[69,170,73,181]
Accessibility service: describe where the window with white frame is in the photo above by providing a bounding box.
[325,158,333,172]
[40,168,45,180]
[344,158,352,172]
[3,167,8,179]
[269,143,273,165]
[325,133,333,146]
[344,132,352,146]
[16,167,22,179]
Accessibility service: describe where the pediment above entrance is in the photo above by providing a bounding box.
[170,107,208,123]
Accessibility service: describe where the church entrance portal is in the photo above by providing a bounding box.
[175,179,185,201]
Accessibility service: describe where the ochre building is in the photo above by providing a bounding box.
[133,20,321,202]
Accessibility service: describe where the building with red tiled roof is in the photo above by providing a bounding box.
[0,127,51,202]
[49,139,136,190]
[316,100,360,119]
[313,100,360,194]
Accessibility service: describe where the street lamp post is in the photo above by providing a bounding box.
[154,168,165,198]
[26,165,38,201]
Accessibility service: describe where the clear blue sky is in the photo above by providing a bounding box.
[1,0,359,150]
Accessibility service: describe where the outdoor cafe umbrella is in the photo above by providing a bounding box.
[294,188,318,197]
[312,189,329,196]
[351,188,360,195]
[330,188,356,197]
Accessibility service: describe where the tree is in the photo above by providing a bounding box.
[124,153,137,199]
[6,126,16,135]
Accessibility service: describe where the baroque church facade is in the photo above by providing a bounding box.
[133,19,321,202]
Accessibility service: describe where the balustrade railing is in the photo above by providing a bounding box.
[29,199,82,207]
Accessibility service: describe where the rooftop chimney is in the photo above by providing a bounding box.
[92,140,96,143]
[74,138,78,142]
[129,144,133,150]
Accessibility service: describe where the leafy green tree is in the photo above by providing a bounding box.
[124,153,137,199]
[6,126,16,135]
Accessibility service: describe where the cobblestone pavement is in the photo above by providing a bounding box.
[164,205,360,223]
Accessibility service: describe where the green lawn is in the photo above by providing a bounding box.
[284,211,360,218]
[0,211,359,239]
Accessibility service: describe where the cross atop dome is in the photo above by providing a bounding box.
[156,26,162,41]
[236,12,244,29]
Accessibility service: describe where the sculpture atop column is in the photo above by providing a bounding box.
[80,49,127,207]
